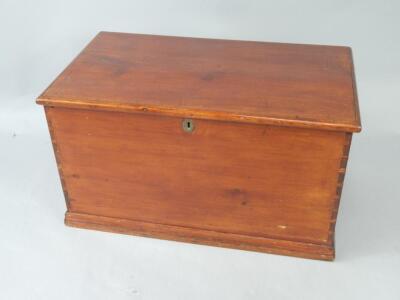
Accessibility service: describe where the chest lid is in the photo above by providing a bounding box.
[37,31,361,132]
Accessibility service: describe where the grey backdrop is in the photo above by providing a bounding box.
[1,0,399,299]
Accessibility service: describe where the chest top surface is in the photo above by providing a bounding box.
[37,31,361,132]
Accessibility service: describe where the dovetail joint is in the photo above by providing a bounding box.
[328,133,352,245]
[44,107,71,210]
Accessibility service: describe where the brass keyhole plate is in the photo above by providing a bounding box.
[182,119,195,133]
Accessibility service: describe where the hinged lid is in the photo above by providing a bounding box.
[37,32,361,132]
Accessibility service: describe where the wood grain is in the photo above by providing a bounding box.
[45,106,348,259]
[38,32,361,260]
[65,212,335,260]
[37,32,361,132]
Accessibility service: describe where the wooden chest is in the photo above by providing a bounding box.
[37,32,361,260]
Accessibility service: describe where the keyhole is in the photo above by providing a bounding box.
[182,119,195,133]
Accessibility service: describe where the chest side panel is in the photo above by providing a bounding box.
[46,107,346,245]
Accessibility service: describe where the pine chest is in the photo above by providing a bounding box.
[37,32,361,260]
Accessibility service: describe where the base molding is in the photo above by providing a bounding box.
[65,212,334,261]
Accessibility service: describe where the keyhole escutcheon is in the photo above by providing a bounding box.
[182,119,195,133]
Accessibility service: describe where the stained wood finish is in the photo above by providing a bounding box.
[45,106,350,259]
[38,32,361,260]
[65,212,334,260]
[37,32,361,132]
